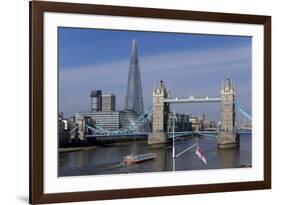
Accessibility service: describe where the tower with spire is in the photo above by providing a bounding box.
[148,80,170,145]
[218,75,239,148]
[221,75,235,132]
[124,39,144,115]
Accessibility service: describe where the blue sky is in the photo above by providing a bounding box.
[59,27,252,122]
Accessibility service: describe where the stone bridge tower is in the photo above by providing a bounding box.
[148,80,170,145]
[218,76,239,148]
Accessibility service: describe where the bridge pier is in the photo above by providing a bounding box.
[218,76,239,148]
[217,131,239,148]
[148,132,168,145]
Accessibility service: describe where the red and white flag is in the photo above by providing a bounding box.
[195,144,207,165]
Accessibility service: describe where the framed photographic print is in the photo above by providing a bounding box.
[30,0,271,204]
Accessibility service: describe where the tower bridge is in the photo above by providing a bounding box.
[65,39,248,148]
[148,77,239,148]
[71,76,250,149]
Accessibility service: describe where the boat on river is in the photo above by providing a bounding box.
[123,153,156,164]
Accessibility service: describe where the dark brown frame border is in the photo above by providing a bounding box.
[30,1,271,204]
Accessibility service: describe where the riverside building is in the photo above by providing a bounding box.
[75,111,120,131]
[102,94,116,111]
[75,90,120,131]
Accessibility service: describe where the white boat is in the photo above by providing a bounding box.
[123,153,156,164]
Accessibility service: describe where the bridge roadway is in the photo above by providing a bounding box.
[85,130,251,140]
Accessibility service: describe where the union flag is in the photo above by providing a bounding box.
[195,144,207,165]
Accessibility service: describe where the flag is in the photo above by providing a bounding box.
[195,144,207,165]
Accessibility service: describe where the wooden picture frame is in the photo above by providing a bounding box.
[30,0,271,204]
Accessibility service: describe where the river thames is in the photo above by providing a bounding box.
[58,133,251,177]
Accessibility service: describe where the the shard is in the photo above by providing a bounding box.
[124,39,144,114]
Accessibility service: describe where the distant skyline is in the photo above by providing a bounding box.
[59,27,252,122]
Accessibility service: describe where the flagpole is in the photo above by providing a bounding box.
[172,109,176,172]
[176,142,198,158]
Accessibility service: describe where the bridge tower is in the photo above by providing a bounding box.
[77,118,86,141]
[148,80,170,145]
[76,116,94,142]
[218,76,239,148]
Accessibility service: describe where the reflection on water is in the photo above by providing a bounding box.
[58,134,251,176]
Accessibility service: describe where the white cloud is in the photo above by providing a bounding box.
[59,45,251,121]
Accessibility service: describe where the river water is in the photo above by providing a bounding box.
[59,134,251,176]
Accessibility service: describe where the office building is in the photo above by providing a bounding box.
[167,113,190,132]
[102,94,116,111]
[124,39,144,114]
[90,90,102,112]
[119,110,138,128]
[75,111,120,131]
[120,110,151,132]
